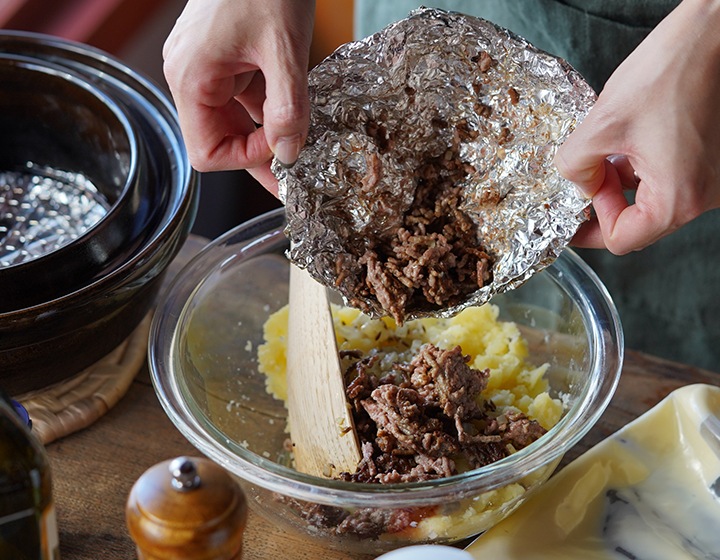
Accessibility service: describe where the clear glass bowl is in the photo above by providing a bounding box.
[150,208,623,555]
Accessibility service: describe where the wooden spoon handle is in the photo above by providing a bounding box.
[286,265,362,477]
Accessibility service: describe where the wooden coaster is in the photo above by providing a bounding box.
[17,313,152,445]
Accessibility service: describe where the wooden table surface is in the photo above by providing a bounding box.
[44,236,720,560]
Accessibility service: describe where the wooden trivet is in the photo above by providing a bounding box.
[16,313,151,445]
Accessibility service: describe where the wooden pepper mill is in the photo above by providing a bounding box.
[126,456,248,560]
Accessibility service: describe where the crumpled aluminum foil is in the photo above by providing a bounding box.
[274,7,596,321]
[0,163,110,267]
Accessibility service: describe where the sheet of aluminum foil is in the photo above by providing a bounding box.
[0,163,110,267]
[274,7,596,322]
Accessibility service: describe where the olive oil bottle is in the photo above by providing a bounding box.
[0,391,60,559]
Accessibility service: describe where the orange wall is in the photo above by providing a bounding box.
[311,0,353,67]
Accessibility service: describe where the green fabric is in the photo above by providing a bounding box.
[355,1,720,373]
[355,0,678,91]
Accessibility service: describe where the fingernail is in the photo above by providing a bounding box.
[273,134,303,167]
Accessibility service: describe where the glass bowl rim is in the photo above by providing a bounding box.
[150,207,624,508]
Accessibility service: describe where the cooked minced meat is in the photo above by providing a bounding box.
[285,495,421,539]
[340,344,546,485]
[336,135,493,325]
[283,343,548,539]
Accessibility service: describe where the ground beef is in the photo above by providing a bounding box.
[336,127,494,325]
[282,343,548,540]
[285,494,435,539]
[339,344,546,487]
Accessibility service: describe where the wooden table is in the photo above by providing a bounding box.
[45,236,720,559]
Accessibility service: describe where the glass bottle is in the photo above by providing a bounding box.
[0,391,60,559]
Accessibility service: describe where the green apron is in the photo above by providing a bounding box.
[355,1,720,373]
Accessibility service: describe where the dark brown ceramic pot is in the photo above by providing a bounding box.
[0,31,199,396]
[0,54,144,311]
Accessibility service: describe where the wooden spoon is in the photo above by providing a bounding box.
[285,264,362,477]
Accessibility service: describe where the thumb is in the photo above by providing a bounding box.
[554,128,609,199]
[261,33,312,166]
[554,103,622,198]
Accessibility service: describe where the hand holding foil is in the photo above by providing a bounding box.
[274,8,596,323]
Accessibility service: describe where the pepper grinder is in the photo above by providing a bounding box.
[126,456,248,560]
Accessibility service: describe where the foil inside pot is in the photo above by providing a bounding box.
[0,163,111,267]
[274,7,596,321]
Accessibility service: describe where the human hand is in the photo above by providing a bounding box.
[163,0,316,195]
[555,0,720,254]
